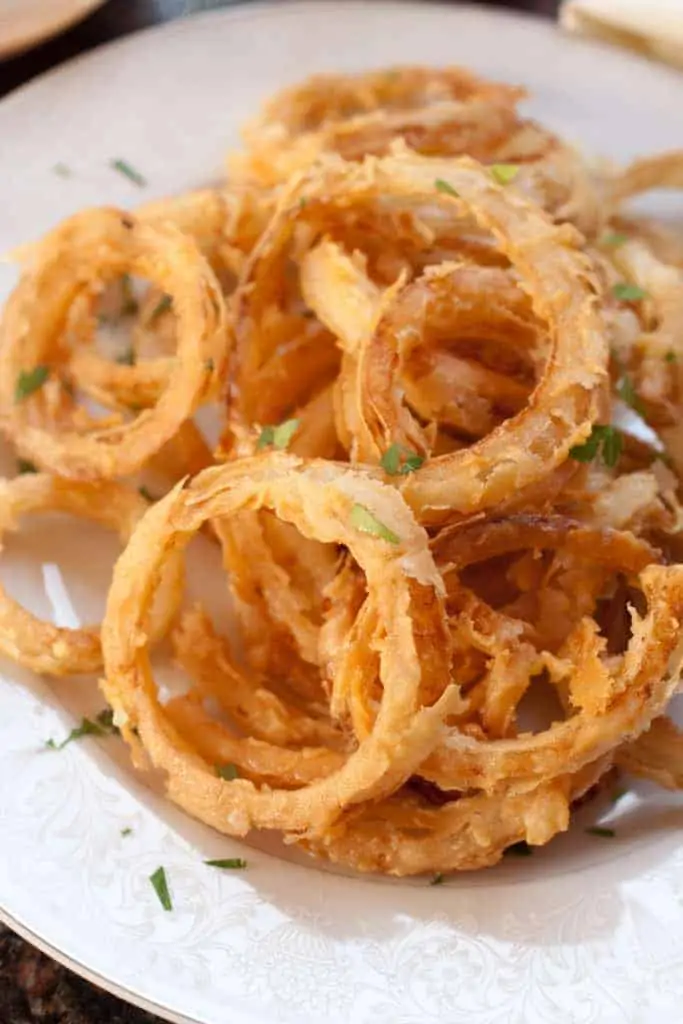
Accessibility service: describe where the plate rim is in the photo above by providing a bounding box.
[0,903,197,1024]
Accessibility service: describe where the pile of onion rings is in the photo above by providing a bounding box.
[3,65,683,877]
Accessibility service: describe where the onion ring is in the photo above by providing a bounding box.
[101,453,462,836]
[0,208,228,479]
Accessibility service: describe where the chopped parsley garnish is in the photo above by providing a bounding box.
[110,159,147,188]
[298,197,308,210]
[205,358,215,373]
[430,872,445,886]
[116,347,136,366]
[490,163,519,185]
[503,841,533,857]
[205,858,247,870]
[149,866,172,910]
[611,787,627,804]
[15,365,49,402]
[612,282,647,302]
[121,827,133,837]
[16,459,37,475]
[380,443,424,476]
[666,350,678,364]
[585,826,615,838]
[601,232,628,249]
[569,425,623,468]
[350,504,400,545]
[256,418,300,451]
[434,178,459,197]
[616,371,645,416]
[150,294,172,321]
[216,763,239,781]
[53,163,71,178]
[138,486,157,502]
[45,709,118,751]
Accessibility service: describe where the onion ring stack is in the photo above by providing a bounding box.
[2,64,683,876]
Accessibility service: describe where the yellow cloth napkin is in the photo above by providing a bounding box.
[560,0,683,70]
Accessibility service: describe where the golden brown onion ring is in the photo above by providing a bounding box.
[233,66,524,185]
[304,757,610,876]
[348,153,609,518]
[102,454,462,836]
[0,208,228,480]
[419,521,683,792]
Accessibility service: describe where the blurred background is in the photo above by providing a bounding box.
[0,0,561,97]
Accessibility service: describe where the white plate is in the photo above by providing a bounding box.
[0,0,107,61]
[1,3,683,1023]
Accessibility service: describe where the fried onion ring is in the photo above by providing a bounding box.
[102,454,462,836]
[0,208,228,479]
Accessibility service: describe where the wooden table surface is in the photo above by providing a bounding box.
[0,1,559,1021]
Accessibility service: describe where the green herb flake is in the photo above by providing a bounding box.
[585,826,615,838]
[350,503,400,545]
[490,163,519,185]
[611,787,627,804]
[616,372,645,416]
[205,358,215,373]
[299,197,308,210]
[138,486,157,503]
[15,366,49,402]
[150,294,172,321]
[121,827,133,837]
[116,347,136,366]
[503,841,533,857]
[612,281,648,303]
[256,418,300,451]
[110,159,147,188]
[205,858,248,870]
[16,459,37,475]
[434,178,459,197]
[666,351,678,364]
[430,872,445,886]
[601,232,628,249]
[380,443,425,476]
[569,425,623,469]
[149,866,172,910]
[53,163,71,178]
[216,763,239,781]
[601,426,624,468]
[45,709,118,751]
